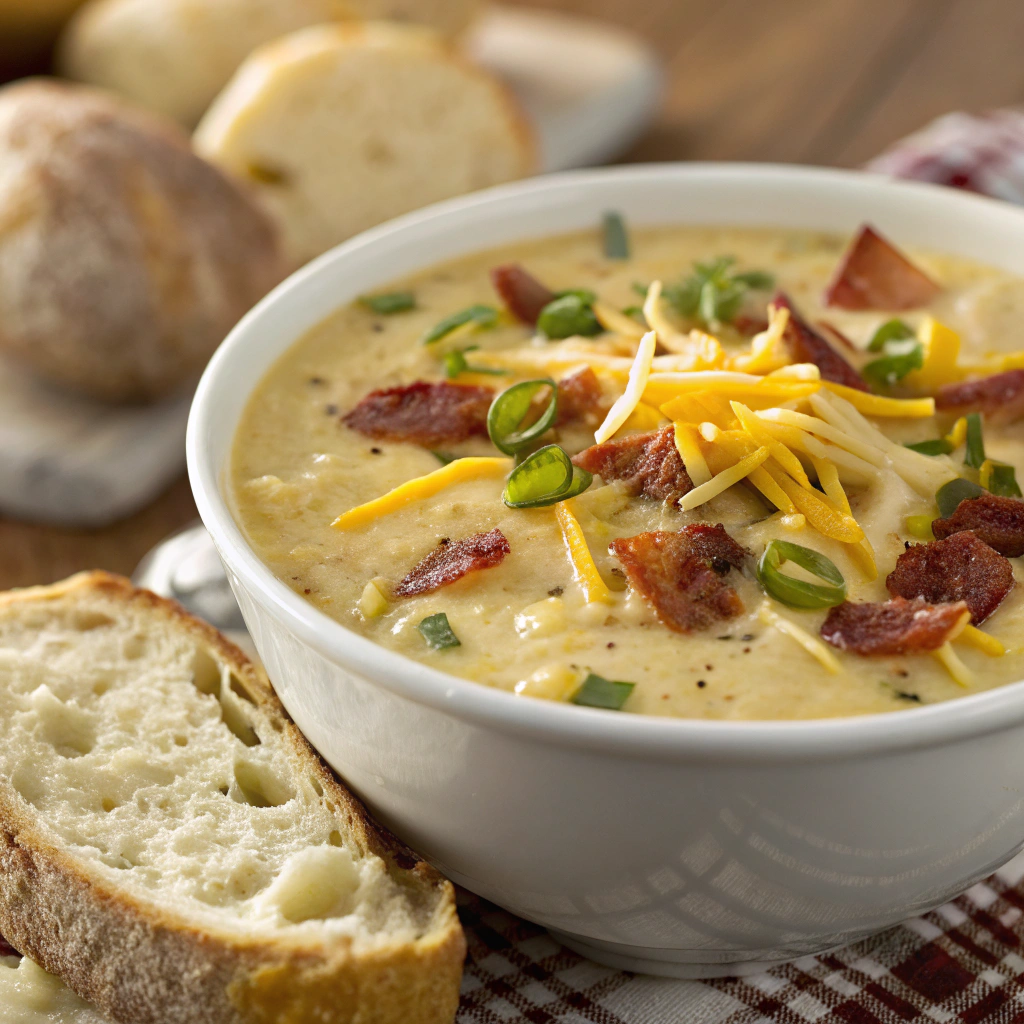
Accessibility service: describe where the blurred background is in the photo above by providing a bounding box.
[0,0,1020,593]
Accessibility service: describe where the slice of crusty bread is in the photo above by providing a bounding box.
[57,0,483,127]
[194,21,535,267]
[0,572,464,1024]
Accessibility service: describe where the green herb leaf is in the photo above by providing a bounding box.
[422,304,498,345]
[359,291,416,315]
[756,540,847,610]
[537,294,602,339]
[988,463,1023,498]
[862,338,924,388]
[867,319,915,352]
[661,256,773,330]
[572,672,635,710]
[443,347,510,380]
[731,270,775,290]
[603,211,630,260]
[487,379,559,455]
[904,438,954,456]
[503,445,592,509]
[964,412,986,469]
[936,477,986,519]
[417,613,461,650]
[622,305,645,320]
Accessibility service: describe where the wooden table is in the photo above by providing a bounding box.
[3,0,1023,590]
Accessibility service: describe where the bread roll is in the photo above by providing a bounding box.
[195,22,535,267]
[0,79,287,403]
[58,0,483,126]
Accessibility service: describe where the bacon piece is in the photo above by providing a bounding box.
[731,315,770,337]
[0,933,18,958]
[343,380,494,447]
[491,264,555,325]
[932,492,1024,558]
[817,321,857,353]
[823,224,942,311]
[394,528,510,598]
[773,292,870,391]
[572,425,692,505]
[820,597,968,655]
[557,367,606,426]
[886,532,1015,623]
[609,524,749,633]
[936,369,1024,424]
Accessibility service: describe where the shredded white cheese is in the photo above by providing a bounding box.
[594,330,657,444]
[758,601,842,675]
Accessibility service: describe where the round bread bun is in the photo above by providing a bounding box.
[0,79,287,403]
[57,0,484,127]
[194,22,535,267]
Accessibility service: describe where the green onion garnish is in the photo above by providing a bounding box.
[417,613,461,650]
[622,305,645,321]
[867,319,915,352]
[863,339,924,388]
[572,672,635,710]
[987,463,1022,498]
[487,379,558,455]
[648,257,774,331]
[603,211,630,260]
[431,450,457,465]
[359,291,416,315]
[503,445,592,509]
[904,438,954,456]
[905,515,935,540]
[443,347,510,380]
[422,304,498,345]
[964,412,985,469]
[756,540,847,610]
[537,293,602,339]
[936,477,986,519]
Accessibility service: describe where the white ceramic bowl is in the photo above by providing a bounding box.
[188,164,1024,978]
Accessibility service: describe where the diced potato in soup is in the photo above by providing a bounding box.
[231,224,1024,720]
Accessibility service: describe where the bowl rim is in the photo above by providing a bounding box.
[188,161,1024,762]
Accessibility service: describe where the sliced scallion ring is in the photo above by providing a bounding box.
[603,211,630,260]
[964,412,986,469]
[867,318,914,352]
[756,540,847,610]
[987,462,1023,498]
[904,438,954,456]
[359,291,416,315]
[422,304,498,345]
[503,444,592,509]
[487,378,558,455]
[936,477,986,519]
[572,672,635,710]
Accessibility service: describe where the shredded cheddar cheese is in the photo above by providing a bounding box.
[821,381,936,418]
[732,401,811,488]
[677,446,770,512]
[959,624,1006,657]
[554,501,613,605]
[332,457,512,529]
[727,305,791,374]
[935,641,975,688]
[672,422,712,486]
[907,317,962,392]
[594,330,657,443]
[758,601,842,674]
[593,301,647,340]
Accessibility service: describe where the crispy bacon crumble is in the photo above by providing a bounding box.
[773,292,870,391]
[932,492,1024,557]
[820,597,968,655]
[394,529,511,598]
[936,370,1024,423]
[572,425,693,505]
[343,380,494,447]
[609,523,749,633]
[491,264,556,326]
[886,532,1015,623]
[556,367,606,426]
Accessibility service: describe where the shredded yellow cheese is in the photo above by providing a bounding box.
[958,623,1006,657]
[809,455,877,579]
[672,422,712,486]
[934,642,975,688]
[763,461,864,543]
[677,446,770,512]
[946,416,968,449]
[620,401,665,434]
[757,408,887,468]
[758,601,842,674]
[732,401,811,488]
[906,317,962,392]
[593,301,647,340]
[332,457,512,529]
[727,305,791,374]
[821,381,936,418]
[594,330,657,444]
[656,379,819,417]
[554,502,613,605]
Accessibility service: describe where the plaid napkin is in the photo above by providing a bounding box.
[455,110,1024,1024]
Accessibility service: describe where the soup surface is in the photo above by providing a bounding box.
[231,224,1024,720]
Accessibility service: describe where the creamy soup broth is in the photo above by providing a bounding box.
[231,226,1024,720]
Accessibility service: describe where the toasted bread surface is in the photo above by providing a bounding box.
[0,572,464,1024]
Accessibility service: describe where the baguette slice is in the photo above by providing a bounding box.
[194,21,535,266]
[0,572,464,1024]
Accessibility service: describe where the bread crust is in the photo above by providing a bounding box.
[0,571,465,1024]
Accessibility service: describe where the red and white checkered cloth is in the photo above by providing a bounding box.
[455,110,1024,1024]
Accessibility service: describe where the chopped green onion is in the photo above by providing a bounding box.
[417,613,461,650]
[603,211,630,260]
[988,463,1023,498]
[443,347,510,380]
[863,338,924,387]
[431,450,457,465]
[936,477,986,519]
[572,672,635,710]
[756,540,847,610]
[537,293,602,339]
[503,445,592,509]
[656,256,774,331]
[867,319,915,352]
[622,305,645,320]
[359,291,416,315]
[905,438,954,456]
[487,379,558,455]
[905,514,935,540]
[964,412,986,469]
[422,304,498,345]
[731,270,775,290]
